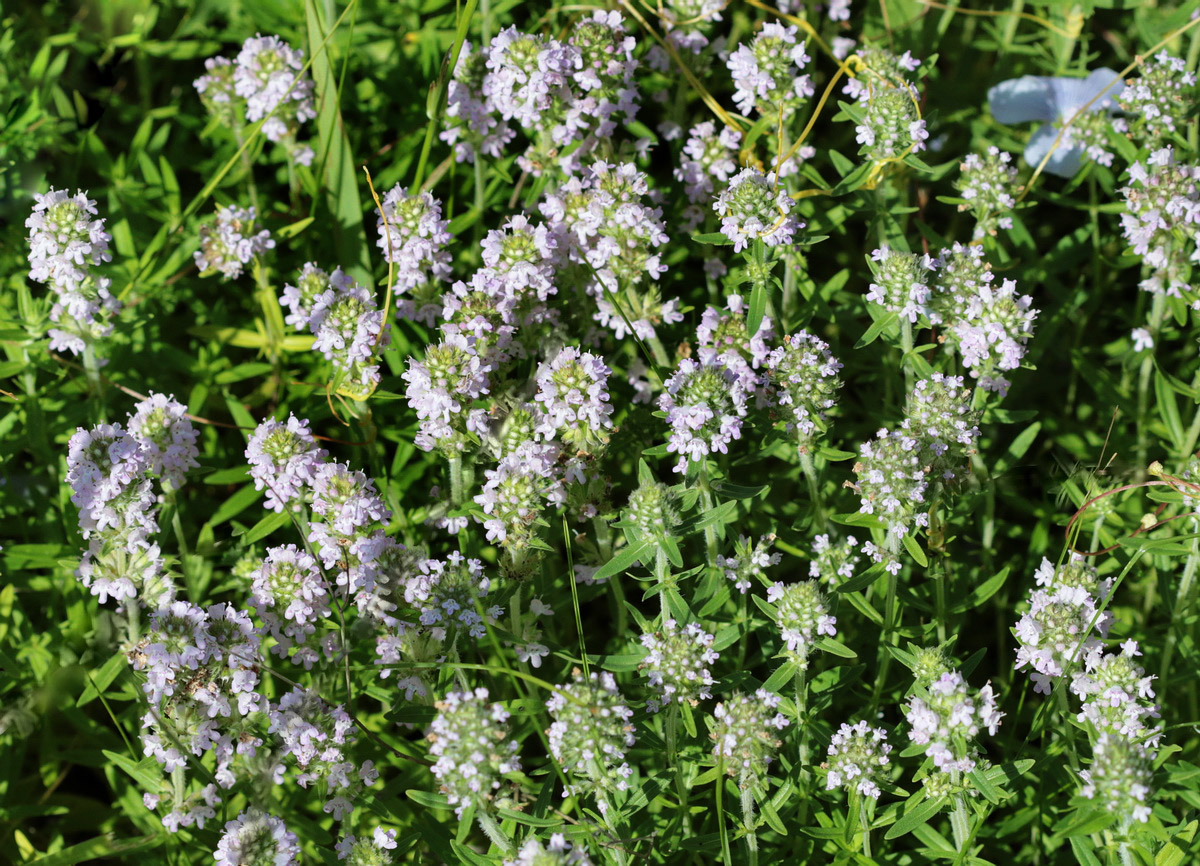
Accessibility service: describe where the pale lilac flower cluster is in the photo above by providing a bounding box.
[127,392,200,489]
[135,602,267,819]
[308,461,395,602]
[427,687,521,817]
[250,545,332,670]
[696,294,774,390]
[245,415,328,512]
[504,834,593,866]
[194,205,274,280]
[479,214,559,328]
[195,36,316,164]
[403,332,491,454]
[546,670,636,810]
[376,185,454,323]
[1071,641,1162,743]
[540,161,674,341]
[711,689,790,790]
[639,618,719,711]
[930,244,1038,395]
[660,352,750,473]
[904,667,1003,774]
[1014,555,1112,694]
[866,246,934,324]
[844,48,927,161]
[675,121,742,212]
[714,168,800,251]
[25,188,119,355]
[763,331,844,449]
[68,398,196,605]
[193,57,239,126]
[214,810,300,866]
[902,373,980,482]
[853,429,931,542]
[336,827,399,864]
[1120,147,1200,300]
[717,535,781,594]
[440,272,519,366]
[809,534,862,588]
[475,441,566,551]
[627,481,682,544]
[403,552,501,642]
[442,40,515,164]
[483,13,639,174]
[533,347,614,453]
[826,721,892,799]
[1114,51,1196,147]
[1079,733,1154,824]
[955,147,1018,238]
[766,580,837,667]
[267,686,363,820]
[302,268,390,399]
[727,23,813,119]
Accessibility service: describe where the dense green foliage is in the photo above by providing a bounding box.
[3,0,1200,864]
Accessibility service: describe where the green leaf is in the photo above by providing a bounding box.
[405,789,454,810]
[305,0,371,283]
[855,311,899,349]
[884,794,947,840]
[591,540,654,583]
[233,510,292,545]
[747,280,768,338]
[27,834,162,865]
[950,567,1010,614]
[1156,368,1185,452]
[692,231,732,245]
[816,637,857,659]
[102,750,161,790]
[902,533,929,567]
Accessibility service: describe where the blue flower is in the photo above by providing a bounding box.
[988,69,1123,177]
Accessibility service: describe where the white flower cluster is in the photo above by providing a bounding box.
[639,618,719,710]
[194,204,274,280]
[214,810,300,866]
[546,670,636,811]
[25,188,119,355]
[282,264,390,399]
[1079,733,1154,825]
[904,666,1003,774]
[714,168,801,252]
[711,689,790,790]
[826,721,892,799]
[955,147,1018,238]
[843,47,927,160]
[196,35,316,165]
[1013,555,1112,694]
[726,22,813,119]
[717,534,781,593]
[427,687,521,817]
[766,580,837,667]
[376,185,454,323]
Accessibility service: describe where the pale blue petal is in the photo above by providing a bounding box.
[1050,68,1122,117]
[1024,123,1084,177]
[988,76,1057,123]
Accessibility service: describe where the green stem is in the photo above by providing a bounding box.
[666,705,692,834]
[448,455,464,508]
[794,666,810,790]
[859,795,872,858]
[592,516,628,637]
[1136,292,1165,472]
[741,786,759,866]
[1161,531,1200,683]
[870,565,899,713]
[799,451,825,530]
[655,547,670,617]
[81,341,104,409]
[699,464,719,565]
[900,318,914,395]
[648,334,670,368]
